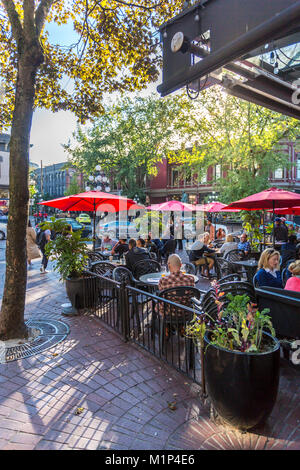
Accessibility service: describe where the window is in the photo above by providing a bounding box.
[297,156,300,180]
[215,165,221,179]
[274,167,283,179]
[171,168,179,187]
[200,171,207,184]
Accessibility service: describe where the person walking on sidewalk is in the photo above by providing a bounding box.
[26,220,41,268]
[38,228,51,273]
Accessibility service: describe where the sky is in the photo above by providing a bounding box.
[29,20,161,168]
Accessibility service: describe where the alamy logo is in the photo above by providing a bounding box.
[292,79,300,105]
[291,340,300,365]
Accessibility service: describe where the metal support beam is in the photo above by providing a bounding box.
[158,1,300,97]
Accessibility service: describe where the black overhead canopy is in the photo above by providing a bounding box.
[157,0,300,119]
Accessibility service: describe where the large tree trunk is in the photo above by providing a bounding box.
[0,41,43,340]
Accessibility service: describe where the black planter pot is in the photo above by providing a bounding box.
[65,274,99,309]
[204,331,280,430]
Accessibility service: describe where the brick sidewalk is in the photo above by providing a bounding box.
[0,258,299,450]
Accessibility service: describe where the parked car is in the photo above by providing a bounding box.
[96,219,139,239]
[60,218,92,239]
[0,222,6,240]
[76,213,91,224]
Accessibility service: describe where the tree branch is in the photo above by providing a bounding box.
[1,0,23,46]
[35,0,56,36]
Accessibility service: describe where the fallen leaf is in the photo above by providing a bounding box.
[168,401,177,411]
[52,353,58,357]
[75,407,84,415]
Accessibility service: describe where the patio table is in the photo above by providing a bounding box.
[139,272,199,288]
[231,259,258,283]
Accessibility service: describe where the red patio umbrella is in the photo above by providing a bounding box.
[39,190,142,250]
[195,201,240,212]
[271,206,300,215]
[146,200,195,211]
[221,187,300,246]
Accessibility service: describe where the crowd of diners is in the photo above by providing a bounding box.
[97,215,300,294]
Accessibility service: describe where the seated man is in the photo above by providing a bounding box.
[189,237,215,276]
[281,234,297,269]
[125,238,151,271]
[111,238,129,258]
[237,233,251,257]
[136,238,147,251]
[158,254,195,291]
[274,217,288,243]
[100,233,116,252]
[158,254,195,323]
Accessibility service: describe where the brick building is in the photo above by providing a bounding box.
[146,141,300,205]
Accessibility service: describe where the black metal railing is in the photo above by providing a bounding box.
[84,270,202,385]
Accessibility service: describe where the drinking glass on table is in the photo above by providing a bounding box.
[161,265,167,277]
[181,264,186,274]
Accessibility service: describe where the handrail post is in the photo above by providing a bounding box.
[120,280,130,342]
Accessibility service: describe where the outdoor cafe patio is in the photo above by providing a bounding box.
[38,186,300,432]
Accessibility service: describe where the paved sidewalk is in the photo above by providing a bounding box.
[0,255,299,450]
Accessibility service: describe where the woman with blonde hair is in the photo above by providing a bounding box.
[256,248,282,288]
[284,260,300,292]
[219,233,238,257]
[26,220,41,268]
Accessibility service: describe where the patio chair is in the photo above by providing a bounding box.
[184,262,196,275]
[112,266,147,333]
[90,260,117,303]
[214,257,235,279]
[87,251,106,265]
[199,281,256,320]
[255,286,300,339]
[224,249,245,262]
[132,259,161,280]
[156,286,201,367]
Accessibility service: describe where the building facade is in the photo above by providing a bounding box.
[33,163,84,198]
[146,141,300,204]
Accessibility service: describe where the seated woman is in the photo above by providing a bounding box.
[256,248,283,288]
[219,234,238,258]
[284,260,300,292]
[189,234,216,277]
[216,228,226,240]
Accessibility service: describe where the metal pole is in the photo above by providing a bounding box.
[93,200,96,251]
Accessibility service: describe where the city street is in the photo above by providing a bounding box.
[0,240,298,450]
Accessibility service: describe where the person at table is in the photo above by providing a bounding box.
[125,238,151,271]
[216,228,226,240]
[202,232,213,248]
[158,254,195,292]
[284,260,300,292]
[136,238,148,251]
[281,234,298,269]
[256,248,283,288]
[111,238,129,258]
[274,217,288,243]
[189,236,215,276]
[100,233,116,252]
[219,234,238,258]
[237,233,251,257]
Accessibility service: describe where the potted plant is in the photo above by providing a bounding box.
[186,282,280,431]
[42,218,98,309]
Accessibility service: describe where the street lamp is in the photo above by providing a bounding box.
[85,165,111,193]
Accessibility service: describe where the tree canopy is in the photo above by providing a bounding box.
[0,0,183,129]
[169,87,300,203]
[65,93,186,202]
[0,0,183,340]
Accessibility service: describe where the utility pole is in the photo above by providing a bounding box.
[40,160,43,196]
